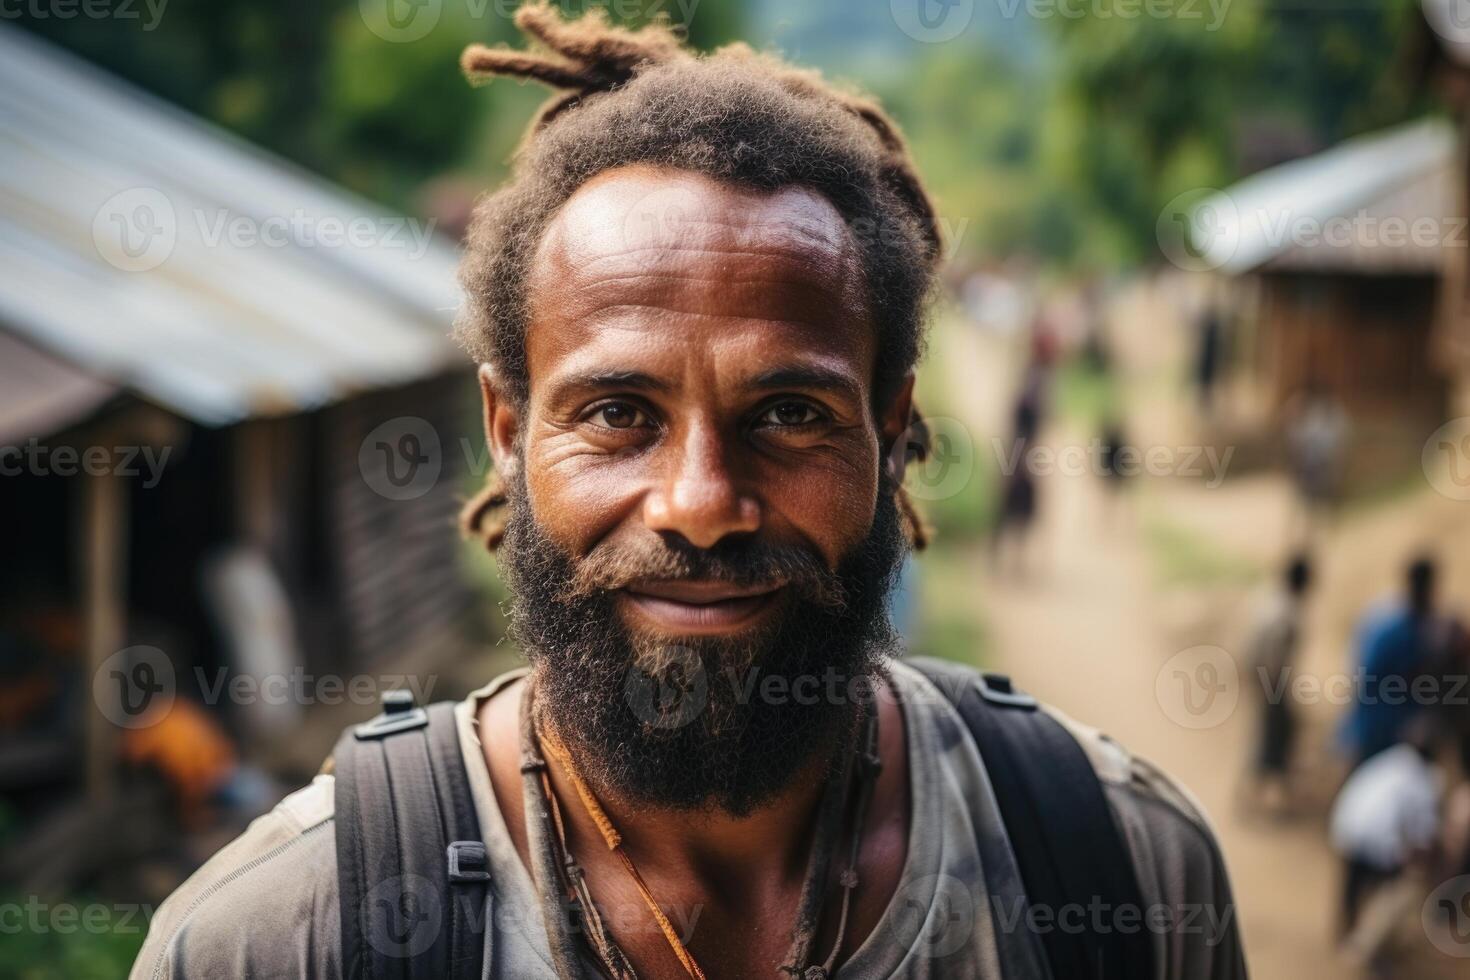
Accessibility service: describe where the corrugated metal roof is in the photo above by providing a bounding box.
[0,25,466,427]
[0,330,117,444]
[1192,118,1459,276]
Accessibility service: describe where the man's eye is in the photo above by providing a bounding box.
[590,402,649,430]
[759,402,822,427]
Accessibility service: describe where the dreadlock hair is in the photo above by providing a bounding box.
[456,1,941,552]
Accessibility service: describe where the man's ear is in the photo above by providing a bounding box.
[479,363,520,477]
[878,373,917,461]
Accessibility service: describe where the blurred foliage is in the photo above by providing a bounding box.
[883,0,1429,268]
[920,463,999,542]
[0,893,148,980]
[908,548,991,668]
[1040,0,1428,265]
[908,312,998,542]
[878,44,1055,260]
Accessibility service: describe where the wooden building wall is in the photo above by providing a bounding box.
[1432,130,1470,414]
[1255,270,1448,421]
[322,372,483,671]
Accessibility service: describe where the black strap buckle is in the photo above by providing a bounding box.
[977,673,1038,710]
[447,840,491,883]
[353,689,430,740]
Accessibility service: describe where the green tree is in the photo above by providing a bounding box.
[1042,0,1426,264]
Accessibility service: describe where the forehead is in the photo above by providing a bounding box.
[523,166,873,396]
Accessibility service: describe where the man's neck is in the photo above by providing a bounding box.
[543,714,841,886]
[476,671,910,976]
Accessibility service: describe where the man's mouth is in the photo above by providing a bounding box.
[619,579,785,635]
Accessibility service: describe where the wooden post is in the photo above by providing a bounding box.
[82,459,128,806]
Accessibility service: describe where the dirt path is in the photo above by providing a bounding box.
[932,283,1468,979]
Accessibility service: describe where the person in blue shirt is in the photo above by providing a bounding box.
[1343,557,1441,767]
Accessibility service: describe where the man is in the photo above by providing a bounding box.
[1282,385,1349,530]
[1241,555,1312,815]
[989,330,1053,577]
[1328,724,1444,968]
[1343,556,1445,767]
[1193,301,1223,418]
[132,6,1244,978]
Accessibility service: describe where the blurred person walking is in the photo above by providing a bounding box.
[1283,385,1350,534]
[1329,724,1445,972]
[1193,301,1225,420]
[1343,557,1450,767]
[990,327,1055,578]
[991,460,1038,578]
[1095,415,1133,529]
[1240,554,1313,816]
[1424,610,1470,762]
[1012,323,1056,447]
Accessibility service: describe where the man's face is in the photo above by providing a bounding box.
[483,165,913,811]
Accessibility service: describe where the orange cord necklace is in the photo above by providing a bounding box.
[526,685,881,980]
[538,724,709,980]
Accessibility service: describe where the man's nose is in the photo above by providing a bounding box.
[642,421,761,550]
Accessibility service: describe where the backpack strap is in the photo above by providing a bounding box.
[333,691,490,980]
[906,656,1155,980]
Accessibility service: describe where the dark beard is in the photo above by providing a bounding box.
[496,479,908,816]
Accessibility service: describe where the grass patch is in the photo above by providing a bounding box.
[1143,515,1261,587]
[1052,355,1121,429]
[917,609,990,670]
[1340,463,1430,515]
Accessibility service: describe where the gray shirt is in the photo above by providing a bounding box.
[130,660,1246,979]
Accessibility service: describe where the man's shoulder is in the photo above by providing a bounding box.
[900,660,1225,846]
[893,658,1246,976]
[1054,712,1245,975]
[1043,705,1234,883]
[131,674,532,980]
[1043,704,1217,840]
[129,775,341,980]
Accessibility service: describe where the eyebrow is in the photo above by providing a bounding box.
[543,370,671,406]
[750,366,864,402]
[542,364,864,407]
